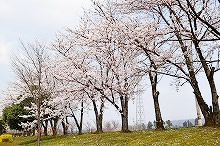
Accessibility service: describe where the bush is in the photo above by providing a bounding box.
[0,134,13,143]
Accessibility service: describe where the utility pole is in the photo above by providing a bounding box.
[195,97,203,126]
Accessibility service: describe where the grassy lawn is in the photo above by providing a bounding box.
[11,127,220,145]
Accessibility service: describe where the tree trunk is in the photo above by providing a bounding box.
[96,114,103,133]
[174,31,213,126]
[79,102,84,135]
[172,12,218,126]
[140,43,164,130]
[120,96,130,133]
[152,92,164,130]
[32,127,36,136]
[193,40,220,127]
[92,99,104,133]
[157,9,213,126]
[37,98,41,146]
[61,119,68,135]
[49,119,53,135]
[149,71,164,130]
[50,117,58,136]
[53,118,58,135]
[72,102,84,135]
[43,120,48,136]
[121,114,129,132]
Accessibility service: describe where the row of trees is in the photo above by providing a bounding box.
[2,0,220,145]
[147,120,173,129]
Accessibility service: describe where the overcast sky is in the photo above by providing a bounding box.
[0,0,92,89]
[0,0,219,126]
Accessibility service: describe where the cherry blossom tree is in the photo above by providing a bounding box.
[84,0,174,130]
[116,0,220,127]
[59,2,144,132]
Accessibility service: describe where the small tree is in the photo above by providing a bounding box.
[166,120,173,129]
[2,104,34,132]
[183,121,188,128]
[111,121,119,131]
[187,121,193,128]
[142,123,146,130]
[104,122,112,131]
[147,121,153,129]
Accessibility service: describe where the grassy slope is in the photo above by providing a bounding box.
[12,127,220,146]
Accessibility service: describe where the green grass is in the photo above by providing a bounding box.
[12,127,220,146]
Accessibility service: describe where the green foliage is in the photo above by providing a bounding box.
[183,120,194,128]
[141,123,146,130]
[20,96,35,107]
[147,121,153,129]
[0,118,6,134]
[165,120,173,128]
[136,123,146,130]
[12,127,220,146]
[183,121,187,128]
[188,121,193,128]
[2,103,34,131]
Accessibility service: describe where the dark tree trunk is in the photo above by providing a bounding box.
[61,119,68,135]
[79,102,84,135]
[49,119,53,135]
[157,8,213,126]
[96,114,103,133]
[192,39,220,127]
[174,31,214,126]
[174,8,219,126]
[152,92,164,130]
[72,102,84,135]
[37,98,41,146]
[93,86,130,132]
[43,120,48,136]
[50,117,58,136]
[149,71,164,130]
[121,113,129,132]
[141,43,164,130]
[53,118,58,135]
[32,127,36,136]
[120,96,130,132]
[92,99,104,133]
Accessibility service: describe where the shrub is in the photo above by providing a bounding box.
[0,134,13,143]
